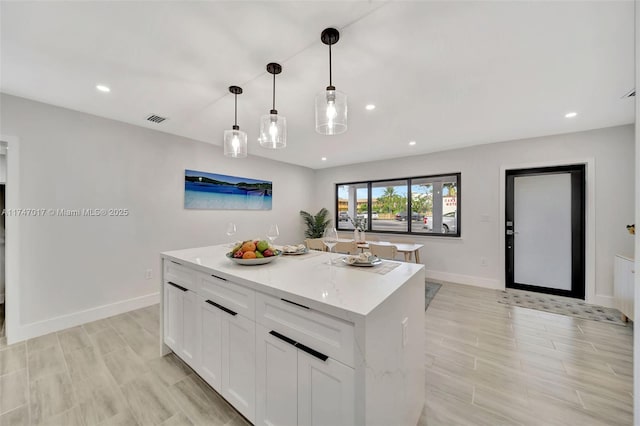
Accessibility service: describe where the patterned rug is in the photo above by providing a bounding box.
[498,289,626,326]
[425,281,442,311]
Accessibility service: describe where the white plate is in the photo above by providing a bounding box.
[282,248,309,256]
[226,250,282,265]
[341,257,382,267]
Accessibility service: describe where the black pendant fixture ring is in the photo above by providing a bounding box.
[229,86,243,95]
[321,28,340,46]
[266,63,282,75]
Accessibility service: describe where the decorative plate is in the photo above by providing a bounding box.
[341,257,382,267]
[226,250,282,265]
[282,248,309,256]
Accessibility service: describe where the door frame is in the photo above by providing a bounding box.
[505,165,585,299]
[499,158,597,304]
[0,134,20,344]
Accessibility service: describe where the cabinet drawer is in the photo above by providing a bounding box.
[255,292,355,367]
[200,273,255,320]
[164,260,196,291]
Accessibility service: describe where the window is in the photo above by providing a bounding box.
[335,173,460,237]
[336,182,368,231]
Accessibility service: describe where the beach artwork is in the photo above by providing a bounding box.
[184,169,272,210]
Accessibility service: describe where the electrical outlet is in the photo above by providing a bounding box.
[402,317,409,347]
[145,269,153,280]
[480,257,488,267]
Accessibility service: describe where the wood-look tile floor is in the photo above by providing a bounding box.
[0,305,249,426]
[0,282,634,425]
[418,282,633,426]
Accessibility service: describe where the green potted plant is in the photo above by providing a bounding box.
[300,208,332,238]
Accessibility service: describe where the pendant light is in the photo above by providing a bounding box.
[223,86,247,158]
[315,27,347,135]
[259,63,286,149]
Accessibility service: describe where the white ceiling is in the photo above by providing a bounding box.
[0,1,634,169]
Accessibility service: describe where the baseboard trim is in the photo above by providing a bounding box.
[7,292,159,344]
[590,294,616,309]
[425,270,502,290]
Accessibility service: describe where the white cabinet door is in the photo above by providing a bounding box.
[180,290,200,365]
[200,298,223,389]
[614,256,636,321]
[256,325,298,426]
[297,351,355,426]
[222,313,256,423]
[164,282,184,353]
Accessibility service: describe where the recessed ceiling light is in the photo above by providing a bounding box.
[96,84,111,93]
[321,157,327,161]
[408,140,417,146]
[565,112,578,118]
[365,104,376,111]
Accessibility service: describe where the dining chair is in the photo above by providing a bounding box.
[305,238,326,251]
[334,240,359,254]
[369,243,398,260]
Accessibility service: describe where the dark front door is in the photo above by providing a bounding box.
[505,165,585,299]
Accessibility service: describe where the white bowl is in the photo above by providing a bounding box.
[226,250,282,265]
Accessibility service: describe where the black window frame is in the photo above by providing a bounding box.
[335,172,461,237]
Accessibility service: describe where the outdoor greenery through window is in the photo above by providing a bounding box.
[336,173,460,236]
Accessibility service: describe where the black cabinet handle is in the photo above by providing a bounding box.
[211,274,227,281]
[168,282,187,292]
[268,330,328,362]
[269,330,298,347]
[170,260,182,265]
[281,298,310,310]
[206,300,237,316]
[296,342,329,362]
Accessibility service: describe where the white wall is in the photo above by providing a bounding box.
[0,93,316,342]
[314,125,635,303]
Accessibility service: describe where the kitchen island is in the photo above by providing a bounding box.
[160,244,425,426]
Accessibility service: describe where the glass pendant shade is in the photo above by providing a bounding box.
[223,127,247,158]
[259,113,287,149]
[315,88,347,135]
[223,85,247,158]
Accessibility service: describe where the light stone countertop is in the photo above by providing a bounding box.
[161,244,424,320]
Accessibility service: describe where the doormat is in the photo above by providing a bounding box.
[498,289,627,326]
[425,281,442,311]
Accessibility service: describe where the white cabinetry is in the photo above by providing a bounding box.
[614,255,635,322]
[163,281,200,366]
[163,260,200,365]
[255,325,298,426]
[254,292,355,426]
[297,341,355,426]
[199,296,256,422]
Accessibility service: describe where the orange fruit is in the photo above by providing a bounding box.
[241,241,256,252]
[242,251,257,259]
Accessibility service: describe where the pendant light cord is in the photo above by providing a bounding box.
[272,72,276,111]
[234,93,238,126]
[328,42,333,87]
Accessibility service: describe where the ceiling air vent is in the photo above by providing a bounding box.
[622,89,635,98]
[146,114,168,124]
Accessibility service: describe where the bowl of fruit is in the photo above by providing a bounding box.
[226,240,282,265]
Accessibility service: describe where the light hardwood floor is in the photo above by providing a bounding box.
[0,282,633,425]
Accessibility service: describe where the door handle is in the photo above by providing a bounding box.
[269,330,329,362]
[205,299,237,316]
[168,282,188,292]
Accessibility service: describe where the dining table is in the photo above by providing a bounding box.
[337,238,424,263]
